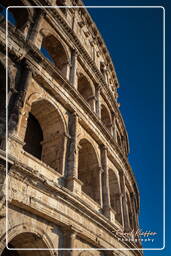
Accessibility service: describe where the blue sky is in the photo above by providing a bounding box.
[83,0,170,254]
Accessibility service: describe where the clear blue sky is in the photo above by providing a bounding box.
[83,0,170,254]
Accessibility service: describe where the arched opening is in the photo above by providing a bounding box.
[101,104,112,132]
[23,100,65,173]
[109,169,122,224]
[1,232,51,256]
[0,1,29,32]
[40,35,68,77]
[23,113,43,160]
[78,139,100,204]
[77,74,95,110]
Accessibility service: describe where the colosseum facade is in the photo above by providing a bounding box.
[0,1,143,256]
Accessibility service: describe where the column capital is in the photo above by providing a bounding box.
[72,48,79,56]
[39,9,47,18]
[98,167,104,174]
[62,224,81,236]
[23,60,33,72]
[87,95,96,101]
[72,111,78,118]
[63,131,71,139]
[118,168,124,176]
[97,84,102,91]
[100,144,107,151]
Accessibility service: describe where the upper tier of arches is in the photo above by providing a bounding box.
[0,1,129,154]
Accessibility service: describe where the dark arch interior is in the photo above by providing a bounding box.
[1,232,51,256]
[109,169,122,224]
[77,75,94,110]
[0,1,29,30]
[126,193,134,230]
[23,113,43,160]
[78,139,100,204]
[23,100,65,173]
[40,35,68,77]
[101,104,111,132]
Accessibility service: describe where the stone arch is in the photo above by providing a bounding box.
[101,103,112,132]
[0,0,33,32]
[78,138,101,204]
[0,224,55,256]
[77,73,95,110]
[126,192,134,230]
[23,98,67,173]
[26,93,68,134]
[77,134,100,165]
[40,30,69,78]
[108,169,122,224]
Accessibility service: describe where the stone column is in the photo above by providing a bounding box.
[113,116,117,142]
[100,145,111,217]
[0,163,6,218]
[63,227,77,256]
[29,9,46,46]
[87,95,96,112]
[119,170,131,231]
[99,167,104,208]
[9,62,32,139]
[130,192,138,230]
[96,85,101,118]
[63,60,72,81]
[21,17,33,40]
[70,49,78,88]
[66,112,82,194]
[111,112,115,138]
[114,192,124,226]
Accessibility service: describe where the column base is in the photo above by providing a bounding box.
[66,176,83,195]
[103,206,116,223]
